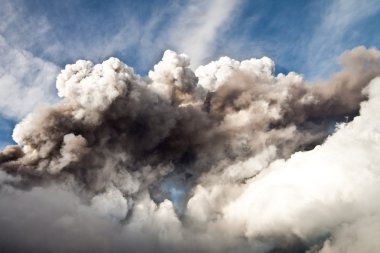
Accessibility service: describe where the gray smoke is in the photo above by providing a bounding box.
[0,46,380,253]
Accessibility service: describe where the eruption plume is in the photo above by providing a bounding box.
[0,46,380,253]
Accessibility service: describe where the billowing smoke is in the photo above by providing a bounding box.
[0,46,380,253]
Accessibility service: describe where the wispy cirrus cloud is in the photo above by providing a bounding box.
[0,0,60,147]
[0,0,59,120]
[167,0,242,67]
[132,0,243,70]
[306,0,380,79]
[0,36,59,118]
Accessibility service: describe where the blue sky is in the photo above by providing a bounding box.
[0,0,379,148]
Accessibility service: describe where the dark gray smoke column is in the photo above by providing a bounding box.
[0,46,380,253]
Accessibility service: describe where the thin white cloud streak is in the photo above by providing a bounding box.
[168,0,242,68]
[42,18,142,64]
[306,0,380,79]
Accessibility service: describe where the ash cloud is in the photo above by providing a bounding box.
[0,46,380,253]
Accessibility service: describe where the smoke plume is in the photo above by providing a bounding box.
[0,46,380,253]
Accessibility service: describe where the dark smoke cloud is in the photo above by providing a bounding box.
[0,46,380,253]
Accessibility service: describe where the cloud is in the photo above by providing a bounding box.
[1,2,380,252]
[0,0,59,119]
[1,46,380,252]
[0,36,59,118]
[0,0,240,145]
[167,0,242,67]
[306,0,380,79]
[0,0,52,50]
[128,0,243,71]
[222,76,380,248]
[41,17,142,65]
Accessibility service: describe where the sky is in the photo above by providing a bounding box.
[1,1,380,252]
[0,0,380,148]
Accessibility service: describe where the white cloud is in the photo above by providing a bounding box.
[0,36,59,119]
[0,0,52,50]
[167,0,241,67]
[42,18,142,64]
[221,77,380,251]
[0,0,59,119]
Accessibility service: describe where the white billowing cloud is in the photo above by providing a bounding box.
[0,0,378,251]
[168,0,241,67]
[148,50,197,102]
[1,47,380,252]
[91,186,129,222]
[212,77,380,249]
[195,55,274,91]
[56,57,134,112]
[123,194,184,246]
[317,215,380,253]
